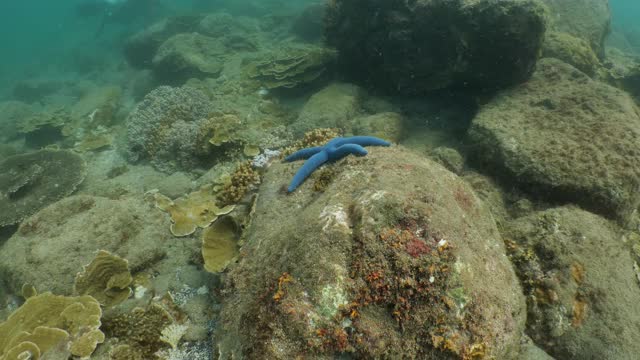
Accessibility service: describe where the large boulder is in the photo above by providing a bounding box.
[123,15,203,68]
[325,0,547,94]
[468,58,640,223]
[504,206,640,359]
[0,195,172,295]
[217,146,526,359]
[152,33,225,84]
[540,0,610,59]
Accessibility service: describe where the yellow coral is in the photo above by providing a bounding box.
[202,216,239,273]
[0,292,103,360]
[159,323,189,350]
[155,185,235,237]
[74,250,133,307]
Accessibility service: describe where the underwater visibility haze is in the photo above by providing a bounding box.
[0,0,640,359]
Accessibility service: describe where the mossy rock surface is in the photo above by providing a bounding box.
[217,146,525,359]
[504,206,640,359]
[0,150,86,227]
[468,58,640,223]
[325,0,546,94]
[0,195,171,295]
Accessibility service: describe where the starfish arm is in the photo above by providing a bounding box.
[328,144,368,161]
[343,136,391,147]
[287,151,329,192]
[284,146,324,162]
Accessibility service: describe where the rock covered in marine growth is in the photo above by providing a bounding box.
[123,15,203,68]
[325,0,547,94]
[0,195,171,295]
[0,150,86,227]
[540,0,610,59]
[217,146,526,359]
[152,33,226,85]
[468,58,640,222]
[504,206,640,359]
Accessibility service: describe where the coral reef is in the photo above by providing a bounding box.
[468,58,640,222]
[0,149,86,227]
[154,185,235,237]
[73,250,133,307]
[246,44,337,90]
[126,85,213,171]
[0,292,104,359]
[326,0,547,94]
[201,216,239,273]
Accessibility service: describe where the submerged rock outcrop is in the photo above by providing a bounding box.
[468,58,640,222]
[217,146,526,358]
[325,0,547,94]
[505,206,640,359]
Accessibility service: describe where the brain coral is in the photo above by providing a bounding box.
[0,149,86,227]
[126,85,214,172]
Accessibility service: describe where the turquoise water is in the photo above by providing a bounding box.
[0,1,639,359]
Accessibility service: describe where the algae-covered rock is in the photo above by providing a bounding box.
[246,44,337,90]
[124,15,203,68]
[0,149,86,227]
[217,146,525,359]
[326,0,547,94]
[540,0,610,59]
[542,31,602,76]
[604,48,640,101]
[468,58,640,222]
[504,206,640,359]
[0,292,104,359]
[73,250,133,307]
[152,33,225,84]
[352,112,404,143]
[0,195,171,295]
[290,82,362,136]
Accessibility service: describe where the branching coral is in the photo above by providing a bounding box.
[216,161,261,206]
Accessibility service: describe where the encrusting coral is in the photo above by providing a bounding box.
[154,185,235,237]
[0,149,86,227]
[73,250,133,307]
[0,292,104,360]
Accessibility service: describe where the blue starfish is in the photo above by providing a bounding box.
[284,136,391,192]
